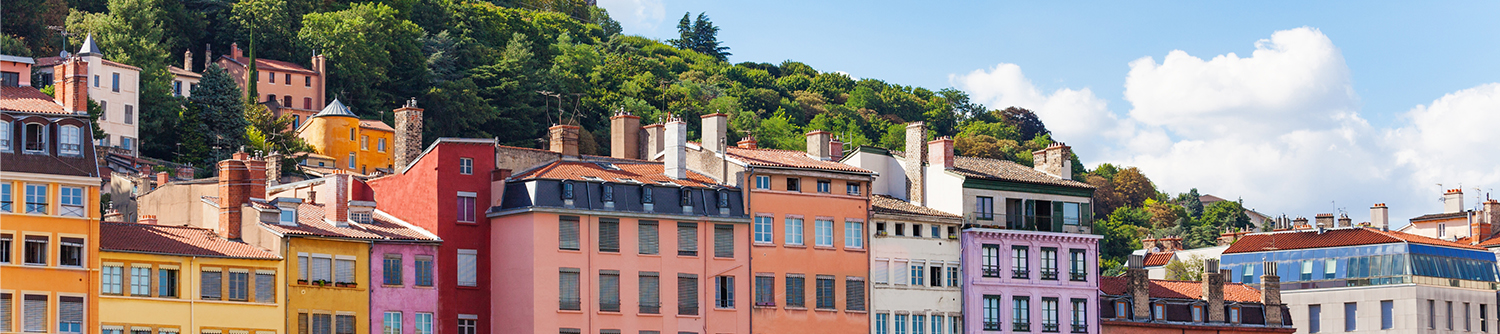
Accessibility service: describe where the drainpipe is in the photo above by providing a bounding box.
[189,256,197,333]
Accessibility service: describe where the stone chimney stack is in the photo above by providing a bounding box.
[642,123,665,160]
[1485,200,1500,237]
[805,130,831,160]
[736,136,757,149]
[829,138,843,160]
[1445,189,1465,214]
[1261,260,1283,327]
[1202,258,1225,323]
[1371,203,1389,231]
[265,152,282,186]
[1126,254,1151,320]
[548,124,580,157]
[904,122,926,204]
[1314,213,1334,229]
[610,112,641,159]
[138,214,158,225]
[1337,213,1352,228]
[54,57,89,114]
[1292,217,1309,229]
[1032,142,1073,179]
[203,44,213,70]
[701,113,728,153]
[393,98,424,170]
[217,152,267,240]
[927,137,954,170]
[663,117,687,180]
[184,50,194,72]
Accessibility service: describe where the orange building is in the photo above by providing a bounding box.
[215,43,326,126]
[294,99,418,175]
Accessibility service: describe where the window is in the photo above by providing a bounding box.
[846,182,861,195]
[785,217,804,246]
[560,216,580,250]
[814,219,834,247]
[1071,299,1088,333]
[754,275,774,307]
[22,294,45,332]
[1230,306,1240,323]
[1466,303,1473,332]
[59,238,82,267]
[351,210,373,224]
[911,263,925,285]
[1301,261,1313,281]
[816,180,831,193]
[1040,248,1058,280]
[1069,249,1087,281]
[335,258,354,283]
[714,224,734,258]
[23,235,46,265]
[313,314,332,334]
[58,296,82,333]
[350,128,356,140]
[59,126,80,156]
[1310,304,1321,333]
[269,72,276,83]
[103,266,123,294]
[93,75,99,87]
[255,271,274,302]
[677,222,698,256]
[383,312,402,334]
[845,221,863,248]
[337,315,355,334]
[845,277,865,311]
[1153,303,1164,320]
[678,274,699,315]
[599,219,620,253]
[600,270,621,312]
[120,137,133,151]
[933,315,945,334]
[459,158,472,174]
[786,274,805,308]
[285,74,291,85]
[305,76,313,87]
[983,295,1002,330]
[876,313,888,334]
[384,254,403,285]
[931,225,941,239]
[414,255,433,287]
[131,266,151,295]
[112,73,120,92]
[1449,301,1455,330]
[202,270,222,300]
[1063,202,1080,225]
[786,177,800,192]
[1114,301,1127,319]
[456,194,475,223]
[1041,298,1059,332]
[25,184,46,214]
[1484,304,1490,333]
[930,266,942,287]
[913,315,925,334]
[754,216,773,244]
[1325,258,1337,279]
[0,293,9,331]
[280,206,297,225]
[1,184,9,212]
[638,221,659,255]
[639,272,660,314]
[1429,300,1436,329]
[714,276,734,309]
[415,313,432,334]
[457,318,475,334]
[294,115,302,129]
[361,136,369,150]
[975,196,994,220]
[23,123,45,153]
[304,97,312,110]
[896,314,908,334]
[1012,246,1029,279]
[559,268,580,310]
[1013,296,1031,331]
[1380,300,1393,330]
[0,121,9,152]
[1242,264,1254,284]
[457,249,477,287]
[1344,302,1357,331]
[982,244,1000,277]
[1440,224,1447,238]
[874,260,889,284]
[754,175,770,189]
[947,266,959,287]
[228,270,249,300]
[815,275,835,310]
[348,153,356,169]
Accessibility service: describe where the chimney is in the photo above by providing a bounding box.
[218,152,267,240]
[311,54,327,109]
[1337,213,1352,227]
[156,172,170,190]
[1314,213,1334,229]
[394,98,424,170]
[1032,142,1073,179]
[1485,200,1500,238]
[663,118,687,179]
[828,138,843,160]
[1371,203,1389,231]
[904,122,925,204]
[927,137,954,170]
[230,43,243,60]
[736,136,757,149]
[138,215,158,225]
[548,124,580,156]
[1260,260,1283,327]
[610,112,642,159]
[203,44,213,70]
[642,123,665,160]
[490,169,511,207]
[324,172,351,224]
[103,210,124,223]
[184,50,194,72]
[1445,189,1465,214]
[54,57,89,114]
[1126,254,1151,320]
[805,130,831,160]
[1292,216,1309,229]
[1202,259,1225,323]
[701,112,728,153]
[265,152,282,187]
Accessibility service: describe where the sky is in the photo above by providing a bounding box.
[597,0,1500,227]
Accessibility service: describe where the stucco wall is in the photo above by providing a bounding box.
[370,243,440,334]
[746,170,872,334]
[843,149,908,200]
[1283,284,1496,334]
[286,238,371,334]
[961,228,1102,334]
[0,177,102,333]
[298,115,394,174]
[98,251,284,333]
[137,181,217,226]
[86,56,139,152]
[869,213,963,333]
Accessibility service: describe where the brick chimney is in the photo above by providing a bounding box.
[1371,203,1389,231]
[663,117,687,179]
[184,50,194,72]
[155,172,170,190]
[1126,254,1151,320]
[927,137,954,170]
[829,138,843,160]
[1485,200,1500,238]
[490,169,511,207]
[217,152,267,240]
[1260,260,1283,328]
[138,215,158,225]
[324,172,351,224]
[643,123,665,160]
[736,136,757,149]
[54,57,89,114]
[548,124,580,156]
[1202,258,1225,323]
[805,130,831,160]
[1292,216,1309,229]
[904,122,925,204]
[230,43,243,60]
[610,112,641,159]
[701,113,728,153]
[1445,188,1465,214]
[394,98,424,170]
[1032,142,1073,179]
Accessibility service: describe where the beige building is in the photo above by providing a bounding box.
[39,34,142,154]
[168,50,201,98]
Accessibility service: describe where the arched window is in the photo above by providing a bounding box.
[59,125,81,156]
[23,122,46,153]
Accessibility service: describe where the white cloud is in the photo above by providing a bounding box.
[1388,83,1500,198]
[596,0,666,33]
[949,63,1127,150]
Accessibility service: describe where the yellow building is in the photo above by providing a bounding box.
[1,56,102,334]
[97,221,283,334]
[295,100,395,175]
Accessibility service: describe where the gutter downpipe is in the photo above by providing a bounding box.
[744,166,755,334]
[190,255,197,334]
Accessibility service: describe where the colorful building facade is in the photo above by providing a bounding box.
[36,35,140,154]
[963,228,1100,333]
[215,43,326,118]
[295,100,398,175]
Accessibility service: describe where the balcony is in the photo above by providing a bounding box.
[1071,324,1088,333]
[1012,270,1029,280]
[1014,322,1031,332]
[1070,271,1088,282]
[1043,322,1059,332]
[1041,269,1058,281]
[982,267,1001,278]
[639,303,660,314]
[983,321,1002,331]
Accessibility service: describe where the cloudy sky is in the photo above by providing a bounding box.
[597,0,1500,226]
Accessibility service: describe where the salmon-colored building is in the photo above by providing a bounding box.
[216,43,326,125]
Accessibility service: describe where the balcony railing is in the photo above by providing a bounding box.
[983,321,1002,331]
[1041,269,1058,280]
[639,303,660,314]
[1014,322,1031,332]
[1043,322,1059,332]
[1070,271,1088,282]
[560,298,580,311]
[982,267,1001,278]
[1071,324,1088,333]
[1012,269,1029,279]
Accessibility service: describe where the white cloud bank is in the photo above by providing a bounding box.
[596,0,666,34]
[954,27,1500,224]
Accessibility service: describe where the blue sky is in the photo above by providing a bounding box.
[599,0,1500,227]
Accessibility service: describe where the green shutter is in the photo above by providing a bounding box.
[1081,203,1093,228]
[1053,202,1065,232]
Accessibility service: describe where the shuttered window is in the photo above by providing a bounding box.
[600,270,620,312]
[639,272,660,314]
[559,217,580,250]
[599,219,619,253]
[201,270,223,300]
[677,274,699,315]
[228,271,249,301]
[754,275,774,306]
[312,256,333,282]
[785,275,805,308]
[677,223,698,256]
[335,259,355,283]
[638,221,659,255]
[894,260,909,285]
[457,250,477,287]
[713,224,733,258]
[873,260,889,284]
[58,296,82,333]
[255,272,275,302]
[312,314,332,334]
[845,277,866,311]
[559,268,580,310]
[336,315,355,334]
[21,295,44,332]
[298,255,309,280]
[815,275,835,310]
[298,313,308,334]
[0,293,10,332]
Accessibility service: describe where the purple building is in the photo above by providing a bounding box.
[963,228,1101,333]
[371,222,441,334]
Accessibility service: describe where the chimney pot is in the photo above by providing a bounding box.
[1445,188,1466,214]
[805,130,831,160]
[736,136,757,149]
[548,125,580,156]
[610,113,642,159]
[927,137,954,170]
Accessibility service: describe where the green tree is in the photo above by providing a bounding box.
[1177,188,1204,218]
[1112,167,1157,208]
[667,12,730,61]
[1202,200,1253,231]
[231,0,307,63]
[67,0,181,160]
[299,2,428,116]
[1000,107,1049,141]
[243,103,312,173]
[1164,254,1206,281]
[183,64,247,164]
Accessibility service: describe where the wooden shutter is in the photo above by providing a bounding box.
[559,217,580,250]
[0,293,10,332]
[638,221,659,255]
[1080,203,1093,226]
[846,278,865,311]
[201,271,222,299]
[298,313,309,334]
[59,296,82,326]
[713,224,733,258]
[599,219,619,253]
[21,295,43,332]
[255,272,275,302]
[1052,201,1065,232]
[678,274,698,315]
[785,275,804,307]
[298,255,308,280]
[677,223,698,256]
[335,315,354,334]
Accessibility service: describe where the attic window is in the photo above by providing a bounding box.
[278,207,297,226]
[601,184,614,202]
[561,181,575,200]
[641,185,654,203]
[717,191,729,208]
[581,176,605,182]
[595,162,620,170]
[350,209,373,224]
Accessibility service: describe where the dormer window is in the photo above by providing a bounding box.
[717,191,729,208]
[641,185,654,212]
[59,125,81,156]
[680,188,693,213]
[23,123,46,153]
[1,121,10,151]
[561,181,575,199]
[350,209,373,224]
[279,206,297,225]
[601,184,615,209]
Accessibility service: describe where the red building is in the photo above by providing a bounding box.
[367,138,498,334]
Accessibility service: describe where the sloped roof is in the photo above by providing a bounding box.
[1223,227,1486,254]
[312,99,356,118]
[725,146,873,174]
[359,119,393,132]
[218,55,318,74]
[259,203,439,241]
[168,65,202,78]
[888,149,1091,189]
[1144,252,1176,267]
[870,194,961,218]
[1100,276,1264,303]
[78,34,101,56]
[100,222,280,260]
[1410,212,1468,223]
[0,86,66,114]
[512,160,724,188]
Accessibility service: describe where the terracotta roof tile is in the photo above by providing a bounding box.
[220,55,318,74]
[259,203,438,241]
[871,194,961,218]
[0,86,67,114]
[512,160,723,188]
[168,66,202,78]
[1100,276,1264,303]
[1224,227,1486,254]
[1144,252,1175,267]
[888,150,1090,189]
[725,147,873,174]
[36,56,141,71]
[100,222,280,259]
[359,119,393,132]
[1410,212,1469,223]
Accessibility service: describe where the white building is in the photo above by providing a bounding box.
[40,34,141,154]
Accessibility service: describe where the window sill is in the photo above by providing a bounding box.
[812,246,837,251]
[783,244,807,249]
[456,221,479,226]
[675,314,701,319]
[558,249,582,253]
[677,255,700,259]
[784,306,808,311]
[712,257,736,261]
[557,310,583,314]
[814,308,838,313]
[597,310,622,315]
[753,304,777,309]
[637,312,662,317]
[456,285,482,290]
[843,248,866,253]
[752,243,776,248]
[845,310,868,314]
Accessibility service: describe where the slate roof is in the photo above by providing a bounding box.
[359,119,394,132]
[870,194,961,218]
[259,203,439,241]
[888,150,1091,189]
[0,86,67,114]
[1410,212,1469,223]
[1223,227,1486,254]
[1100,276,1264,303]
[100,222,280,260]
[725,146,873,174]
[78,34,102,56]
[1143,252,1175,267]
[312,99,356,118]
[512,160,723,188]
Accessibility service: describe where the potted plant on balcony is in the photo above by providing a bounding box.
[313,279,330,287]
[297,279,309,285]
[876,230,888,237]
